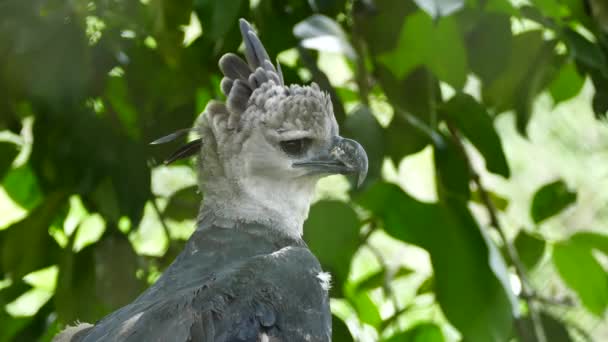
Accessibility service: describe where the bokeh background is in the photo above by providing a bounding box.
[1,0,608,341]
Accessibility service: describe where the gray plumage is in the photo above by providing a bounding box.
[54,18,368,342]
[61,215,330,342]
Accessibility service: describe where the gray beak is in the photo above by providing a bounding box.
[293,136,369,187]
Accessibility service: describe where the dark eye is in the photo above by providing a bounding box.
[280,138,311,156]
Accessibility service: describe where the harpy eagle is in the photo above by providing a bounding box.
[54,19,368,342]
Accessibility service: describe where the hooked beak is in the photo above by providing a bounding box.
[292,136,368,187]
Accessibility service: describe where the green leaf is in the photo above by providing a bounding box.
[385,113,430,164]
[163,185,201,221]
[2,165,43,210]
[304,200,361,297]
[417,275,435,295]
[413,0,465,18]
[530,0,566,19]
[483,31,563,134]
[294,14,356,59]
[562,28,608,75]
[93,234,145,310]
[530,180,576,224]
[434,136,471,199]
[105,76,140,140]
[465,12,512,84]
[194,0,245,39]
[590,73,608,119]
[379,12,468,89]
[349,291,382,328]
[569,231,608,256]
[55,245,107,323]
[0,312,32,342]
[549,62,585,105]
[1,192,66,279]
[471,189,509,211]
[384,322,445,342]
[332,314,354,342]
[553,241,608,316]
[518,311,574,342]
[343,106,385,186]
[356,183,514,342]
[356,0,418,56]
[354,269,386,293]
[377,66,440,123]
[441,93,510,177]
[514,230,546,270]
[0,141,18,181]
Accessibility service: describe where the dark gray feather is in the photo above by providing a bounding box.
[164,138,202,165]
[75,220,331,342]
[239,19,270,70]
[219,53,252,81]
[150,128,193,145]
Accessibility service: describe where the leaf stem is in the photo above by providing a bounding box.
[151,197,172,243]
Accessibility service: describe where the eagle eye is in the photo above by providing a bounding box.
[280,138,311,156]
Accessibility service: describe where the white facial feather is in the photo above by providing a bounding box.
[195,21,339,237]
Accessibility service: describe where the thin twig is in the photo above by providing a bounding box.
[151,197,172,242]
[365,243,401,313]
[379,302,416,332]
[520,292,575,307]
[446,122,548,342]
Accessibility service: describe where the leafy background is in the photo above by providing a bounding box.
[1,0,608,341]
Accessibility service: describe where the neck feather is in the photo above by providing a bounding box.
[198,176,316,238]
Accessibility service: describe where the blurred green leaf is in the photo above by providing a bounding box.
[304,201,361,297]
[412,0,465,19]
[93,234,145,310]
[483,31,562,134]
[349,291,382,328]
[356,0,418,56]
[343,106,385,186]
[570,231,608,255]
[549,62,585,105]
[377,66,439,124]
[294,14,356,59]
[530,180,576,224]
[385,109,431,165]
[379,12,468,89]
[417,275,434,295]
[562,28,608,75]
[163,185,201,221]
[0,142,18,181]
[471,189,509,211]
[465,12,512,84]
[353,268,386,293]
[384,322,445,342]
[434,136,471,199]
[194,0,245,39]
[590,73,608,119]
[518,311,574,342]
[1,192,65,279]
[441,93,510,177]
[514,230,546,270]
[105,76,140,140]
[357,183,514,342]
[553,240,608,316]
[530,0,564,18]
[0,312,31,342]
[55,244,107,323]
[354,265,414,293]
[332,314,354,342]
[2,165,43,210]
